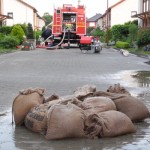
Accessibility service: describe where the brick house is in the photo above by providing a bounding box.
[86,13,102,29]
[0,0,45,30]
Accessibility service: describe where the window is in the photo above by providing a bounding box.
[7,12,13,18]
[56,10,60,14]
[89,22,95,27]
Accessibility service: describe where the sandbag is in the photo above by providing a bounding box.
[24,103,50,133]
[45,94,59,103]
[24,97,74,133]
[12,88,45,125]
[106,83,131,95]
[93,91,150,122]
[73,84,96,101]
[80,96,116,116]
[84,110,136,138]
[46,103,86,140]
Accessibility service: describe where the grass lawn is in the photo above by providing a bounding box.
[128,47,150,56]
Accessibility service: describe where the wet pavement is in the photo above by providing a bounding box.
[0,48,150,150]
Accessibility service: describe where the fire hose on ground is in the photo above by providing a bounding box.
[46,28,66,50]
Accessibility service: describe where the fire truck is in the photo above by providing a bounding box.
[44,3,101,53]
[51,4,86,48]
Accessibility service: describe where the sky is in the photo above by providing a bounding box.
[24,0,119,18]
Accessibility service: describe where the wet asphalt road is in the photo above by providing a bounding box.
[0,48,150,150]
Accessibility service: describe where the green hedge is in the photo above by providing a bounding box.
[116,41,129,49]
[0,35,19,49]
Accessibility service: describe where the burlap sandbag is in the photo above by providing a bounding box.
[80,96,116,116]
[85,110,136,138]
[24,103,50,134]
[24,98,68,132]
[73,84,96,101]
[24,96,82,134]
[107,83,131,95]
[12,88,45,125]
[93,91,150,122]
[46,103,86,140]
[45,94,59,103]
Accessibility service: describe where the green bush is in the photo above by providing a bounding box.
[35,30,42,40]
[0,33,4,41]
[11,24,25,44]
[0,35,19,49]
[111,25,129,41]
[0,26,12,35]
[116,41,129,49]
[137,28,150,47]
[19,23,27,36]
[86,27,94,35]
[128,24,138,42]
[91,27,105,37]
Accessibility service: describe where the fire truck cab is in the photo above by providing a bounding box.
[52,4,86,48]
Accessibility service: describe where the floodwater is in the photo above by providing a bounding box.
[0,70,150,150]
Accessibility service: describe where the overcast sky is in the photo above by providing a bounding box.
[24,0,119,18]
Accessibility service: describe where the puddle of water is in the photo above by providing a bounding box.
[131,71,150,87]
[110,70,150,88]
[94,70,150,96]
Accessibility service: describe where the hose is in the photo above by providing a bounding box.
[42,34,54,44]
[46,28,66,49]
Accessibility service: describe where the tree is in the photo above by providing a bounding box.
[91,27,105,38]
[11,24,25,43]
[86,27,94,35]
[128,24,138,42]
[27,23,34,39]
[19,23,27,36]
[42,12,53,26]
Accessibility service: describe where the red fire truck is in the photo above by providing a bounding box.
[52,4,86,48]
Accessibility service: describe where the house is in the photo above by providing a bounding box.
[86,13,102,29]
[101,0,138,30]
[0,0,13,25]
[0,0,45,30]
[131,0,150,28]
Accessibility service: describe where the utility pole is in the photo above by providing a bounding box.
[78,0,81,5]
[106,0,109,46]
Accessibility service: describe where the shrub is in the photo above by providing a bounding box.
[128,24,138,42]
[116,41,129,49]
[0,26,12,35]
[86,27,94,35]
[35,30,42,40]
[111,24,131,42]
[19,23,27,36]
[91,27,105,37]
[11,24,25,44]
[0,35,19,49]
[0,33,4,41]
[137,28,150,47]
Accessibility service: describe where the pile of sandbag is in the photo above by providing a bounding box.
[12,84,150,140]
